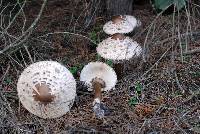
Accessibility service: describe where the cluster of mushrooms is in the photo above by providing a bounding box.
[17,15,142,119]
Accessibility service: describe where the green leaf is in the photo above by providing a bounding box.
[135,81,142,94]
[4,77,12,84]
[128,97,138,106]
[106,60,113,67]
[69,66,78,75]
[96,54,101,61]
[89,31,98,44]
[190,71,200,78]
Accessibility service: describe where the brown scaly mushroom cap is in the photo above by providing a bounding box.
[97,34,142,61]
[103,15,140,35]
[17,61,76,119]
[111,15,125,24]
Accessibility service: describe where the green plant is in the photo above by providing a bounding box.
[4,77,12,84]
[69,66,78,75]
[152,0,187,11]
[89,31,100,45]
[190,71,200,78]
[135,81,142,95]
[128,97,138,106]
[96,54,101,61]
[106,60,113,67]
[88,25,103,45]
[128,81,143,106]
[69,64,83,76]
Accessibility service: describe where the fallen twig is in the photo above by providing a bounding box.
[0,0,47,55]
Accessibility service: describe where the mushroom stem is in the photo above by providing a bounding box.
[93,81,102,100]
[92,79,106,118]
[113,63,124,79]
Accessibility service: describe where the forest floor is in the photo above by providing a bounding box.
[0,0,200,133]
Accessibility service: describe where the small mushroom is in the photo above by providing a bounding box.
[17,61,76,119]
[80,62,117,118]
[103,15,140,35]
[97,33,142,79]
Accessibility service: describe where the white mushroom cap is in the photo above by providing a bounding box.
[80,62,117,92]
[17,61,76,119]
[103,15,138,35]
[96,34,142,61]
[126,15,141,27]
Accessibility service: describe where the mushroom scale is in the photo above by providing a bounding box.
[103,15,138,35]
[17,61,76,119]
[80,62,117,92]
[96,35,142,61]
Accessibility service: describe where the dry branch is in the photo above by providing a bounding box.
[0,0,47,56]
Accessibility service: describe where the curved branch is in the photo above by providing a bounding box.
[0,0,47,55]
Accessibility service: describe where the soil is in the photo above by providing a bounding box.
[0,0,200,134]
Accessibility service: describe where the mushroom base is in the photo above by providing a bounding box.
[92,78,107,118]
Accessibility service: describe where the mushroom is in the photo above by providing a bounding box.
[80,62,117,118]
[17,61,76,119]
[103,15,141,35]
[96,33,142,79]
